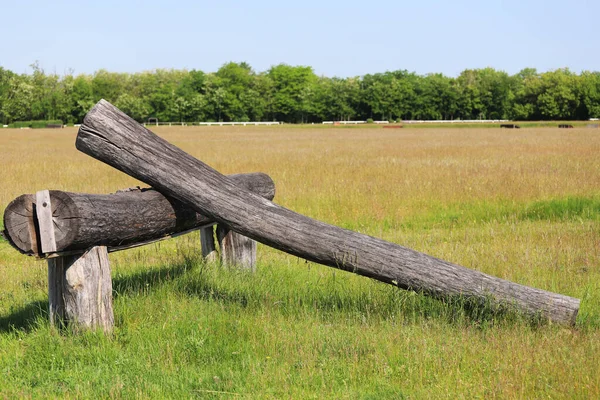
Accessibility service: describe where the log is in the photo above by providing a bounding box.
[48,246,113,331]
[217,225,257,271]
[76,100,580,325]
[3,173,275,257]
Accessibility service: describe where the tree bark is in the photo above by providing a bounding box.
[217,225,257,271]
[48,246,113,332]
[75,100,580,325]
[3,173,275,257]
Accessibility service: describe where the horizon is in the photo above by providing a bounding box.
[0,62,595,79]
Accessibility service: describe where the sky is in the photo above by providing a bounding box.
[0,0,598,78]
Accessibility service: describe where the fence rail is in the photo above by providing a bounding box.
[142,121,281,127]
[402,119,509,124]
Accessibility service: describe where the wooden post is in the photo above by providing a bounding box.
[35,190,113,332]
[216,225,257,271]
[35,190,57,254]
[200,226,218,262]
[48,246,114,332]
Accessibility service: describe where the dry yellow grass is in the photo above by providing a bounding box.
[0,126,599,398]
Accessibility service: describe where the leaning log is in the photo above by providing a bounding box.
[2,173,275,257]
[76,100,580,325]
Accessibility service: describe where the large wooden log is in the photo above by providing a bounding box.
[76,100,580,325]
[2,173,275,257]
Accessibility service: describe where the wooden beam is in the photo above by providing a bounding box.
[75,100,580,325]
[3,173,275,257]
[35,190,57,253]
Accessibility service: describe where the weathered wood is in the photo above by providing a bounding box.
[216,225,257,271]
[48,246,113,332]
[35,190,57,253]
[76,100,580,325]
[3,173,275,257]
[200,226,218,262]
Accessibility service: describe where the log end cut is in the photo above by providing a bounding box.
[3,191,80,256]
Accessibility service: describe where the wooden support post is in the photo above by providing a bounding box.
[216,225,257,271]
[200,225,218,262]
[47,246,114,332]
[35,190,113,331]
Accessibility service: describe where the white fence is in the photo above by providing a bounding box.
[322,121,366,125]
[142,121,281,127]
[402,119,509,124]
[322,120,510,125]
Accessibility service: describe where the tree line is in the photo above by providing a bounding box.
[1,62,599,125]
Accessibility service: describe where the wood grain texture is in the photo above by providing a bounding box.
[200,226,218,262]
[217,226,256,271]
[35,190,57,253]
[48,246,113,332]
[75,100,580,325]
[3,173,275,257]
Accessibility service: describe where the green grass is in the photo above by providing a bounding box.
[1,126,599,398]
[396,195,600,230]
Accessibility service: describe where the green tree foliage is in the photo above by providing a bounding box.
[268,64,318,123]
[0,63,598,124]
[580,71,600,119]
[536,69,581,120]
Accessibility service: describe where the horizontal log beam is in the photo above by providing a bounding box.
[75,100,580,325]
[2,173,275,257]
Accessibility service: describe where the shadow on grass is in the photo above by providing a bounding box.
[0,257,556,333]
[172,264,538,329]
[111,259,194,298]
[0,300,48,333]
[0,259,196,333]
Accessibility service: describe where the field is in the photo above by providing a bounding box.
[1,126,599,398]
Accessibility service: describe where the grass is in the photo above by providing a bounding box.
[0,126,599,398]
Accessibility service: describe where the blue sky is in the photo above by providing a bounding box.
[0,0,598,77]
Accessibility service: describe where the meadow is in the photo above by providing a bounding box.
[0,125,599,398]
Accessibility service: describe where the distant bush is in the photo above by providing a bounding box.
[366,118,374,124]
[8,120,63,129]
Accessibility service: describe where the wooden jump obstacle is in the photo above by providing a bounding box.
[1,100,581,330]
[500,124,520,129]
[71,100,578,326]
[3,173,275,331]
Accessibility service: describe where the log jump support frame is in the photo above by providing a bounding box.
[36,190,114,332]
[33,189,257,333]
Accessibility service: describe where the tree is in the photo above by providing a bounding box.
[537,68,580,120]
[71,75,95,123]
[268,64,317,122]
[580,71,600,119]
[115,93,150,122]
[2,74,34,122]
[0,67,16,124]
[510,68,541,120]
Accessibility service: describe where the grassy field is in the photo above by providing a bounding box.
[0,126,599,398]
